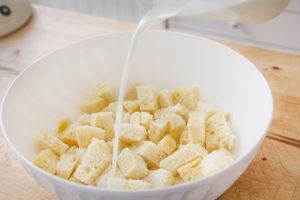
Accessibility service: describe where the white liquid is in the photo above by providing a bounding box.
[111,0,289,175]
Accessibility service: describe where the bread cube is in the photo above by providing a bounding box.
[179,128,189,145]
[136,85,158,112]
[107,140,126,154]
[119,123,147,144]
[76,114,91,125]
[130,112,153,130]
[61,127,77,146]
[158,135,177,155]
[172,88,198,110]
[153,107,172,120]
[33,149,58,174]
[80,96,105,114]
[158,89,174,108]
[75,126,105,148]
[101,102,118,118]
[74,139,111,185]
[90,112,114,141]
[123,100,140,113]
[148,119,168,143]
[132,141,166,169]
[130,112,141,125]
[117,148,148,179]
[93,83,114,105]
[206,112,235,152]
[56,154,77,179]
[75,148,86,164]
[40,133,68,155]
[143,169,174,187]
[122,112,131,123]
[97,167,121,187]
[106,178,127,189]
[160,144,208,175]
[200,148,234,175]
[172,103,189,122]
[162,113,185,141]
[127,179,151,190]
[187,112,205,146]
[66,146,77,154]
[56,118,70,133]
[177,158,203,182]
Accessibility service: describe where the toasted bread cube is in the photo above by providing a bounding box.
[56,118,70,133]
[56,154,77,179]
[158,135,177,155]
[172,88,198,110]
[33,149,58,174]
[158,89,174,108]
[200,148,234,175]
[40,133,68,155]
[148,119,168,143]
[75,126,105,148]
[143,169,174,187]
[117,148,148,179]
[107,140,126,154]
[93,83,114,105]
[136,85,158,112]
[119,123,146,144]
[75,148,86,164]
[122,112,131,123]
[132,141,166,169]
[127,179,151,190]
[80,96,105,114]
[162,113,185,141]
[160,144,208,175]
[179,128,189,145]
[76,114,91,125]
[177,158,203,182]
[90,112,114,141]
[107,178,127,189]
[187,112,205,146]
[123,100,140,113]
[130,112,141,125]
[206,112,235,152]
[66,146,77,154]
[74,139,111,185]
[61,126,77,146]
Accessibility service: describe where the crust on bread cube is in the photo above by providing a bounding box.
[80,96,105,114]
[90,112,114,141]
[74,139,111,185]
[132,141,166,169]
[187,112,205,146]
[75,126,105,148]
[158,89,174,108]
[119,123,147,144]
[136,85,158,112]
[56,154,77,179]
[160,144,208,175]
[206,112,235,152]
[177,157,203,182]
[33,149,58,174]
[200,148,234,175]
[158,135,177,155]
[143,169,174,187]
[148,119,168,144]
[117,148,148,179]
[40,133,68,155]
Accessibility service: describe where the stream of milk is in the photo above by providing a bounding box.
[111,0,289,175]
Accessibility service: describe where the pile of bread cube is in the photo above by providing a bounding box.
[33,83,235,190]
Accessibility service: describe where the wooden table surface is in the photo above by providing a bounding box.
[0,5,299,200]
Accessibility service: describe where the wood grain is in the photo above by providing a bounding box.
[0,4,299,200]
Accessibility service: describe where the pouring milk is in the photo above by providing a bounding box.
[111,0,290,175]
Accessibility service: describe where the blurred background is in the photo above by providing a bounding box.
[28,0,300,54]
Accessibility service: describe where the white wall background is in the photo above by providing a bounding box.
[29,0,300,55]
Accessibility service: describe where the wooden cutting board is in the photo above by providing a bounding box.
[0,5,299,200]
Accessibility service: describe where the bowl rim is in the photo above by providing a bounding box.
[0,30,273,194]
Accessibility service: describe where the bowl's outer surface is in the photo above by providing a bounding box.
[1,31,273,200]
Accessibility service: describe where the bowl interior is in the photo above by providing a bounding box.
[1,31,272,163]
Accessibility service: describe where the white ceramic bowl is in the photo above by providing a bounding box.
[0,31,273,200]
